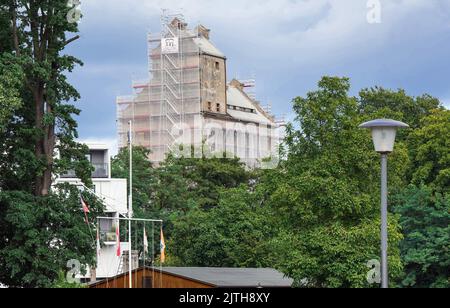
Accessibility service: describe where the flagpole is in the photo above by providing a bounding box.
[152,222,154,287]
[143,224,146,282]
[128,121,133,289]
[160,224,163,288]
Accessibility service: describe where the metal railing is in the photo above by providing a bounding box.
[60,163,109,179]
[92,163,109,178]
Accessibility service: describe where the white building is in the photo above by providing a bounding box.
[54,142,132,281]
[116,15,284,167]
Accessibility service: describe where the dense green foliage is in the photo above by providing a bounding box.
[0,185,104,288]
[169,185,272,268]
[408,110,450,192]
[261,77,405,287]
[0,1,102,288]
[0,57,22,132]
[111,148,250,257]
[358,87,441,130]
[111,146,155,215]
[394,186,450,288]
[0,0,85,196]
[110,77,450,288]
[50,271,87,289]
[358,87,449,288]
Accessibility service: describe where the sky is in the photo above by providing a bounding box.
[66,0,450,154]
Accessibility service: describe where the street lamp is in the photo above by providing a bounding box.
[359,119,409,289]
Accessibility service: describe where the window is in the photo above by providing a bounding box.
[215,61,220,70]
[216,103,221,112]
[207,102,212,111]
[142,277,153,289]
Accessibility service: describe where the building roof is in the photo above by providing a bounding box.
[89,267,293,288]
[193,36,226,58]
[160,267,293,288]
[226,85,275,126]
[82,142,110,151]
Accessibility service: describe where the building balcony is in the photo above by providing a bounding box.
[60,163,109,179]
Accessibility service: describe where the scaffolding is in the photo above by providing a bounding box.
[239,79,256,101]
[117,14,201,163]
[117,13,282,167]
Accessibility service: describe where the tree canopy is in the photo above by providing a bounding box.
[0,1,102,287]
[408,109,450,193]
[108,76,450,288]
[394,186,450,288]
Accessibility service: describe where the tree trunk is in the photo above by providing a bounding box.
[33,88,56,196]
[41,102,55,196]
[29,2,53,197]
[33,87,49,196]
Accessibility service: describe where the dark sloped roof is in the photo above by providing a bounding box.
[159,267,293,288]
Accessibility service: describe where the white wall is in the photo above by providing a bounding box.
[96,242,130,279]
[92,179,128,215]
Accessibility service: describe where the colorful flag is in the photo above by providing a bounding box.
[80,195,90,213]
[80,195,90,224]
[160,227,166,263]
[116,221,121,257]
[143,227,149,254]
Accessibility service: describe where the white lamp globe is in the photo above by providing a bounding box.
[359,119,409,153]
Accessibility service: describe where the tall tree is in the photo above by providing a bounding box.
[358,87,441,130]
[269,77,405,287]
[358,87,445,189]
[0,1,101,287]
[5,0,83,196]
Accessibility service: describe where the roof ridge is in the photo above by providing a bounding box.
[228,81,276,123]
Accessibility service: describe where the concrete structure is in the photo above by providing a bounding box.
[54,142,132,280]
[89,267,293,288]
[117,14,283,166]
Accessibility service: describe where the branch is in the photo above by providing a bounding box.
[64,35,80,47]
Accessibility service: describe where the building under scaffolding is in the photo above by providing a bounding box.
[117,14,282,166]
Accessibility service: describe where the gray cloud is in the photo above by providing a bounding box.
[70,0,450,139]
